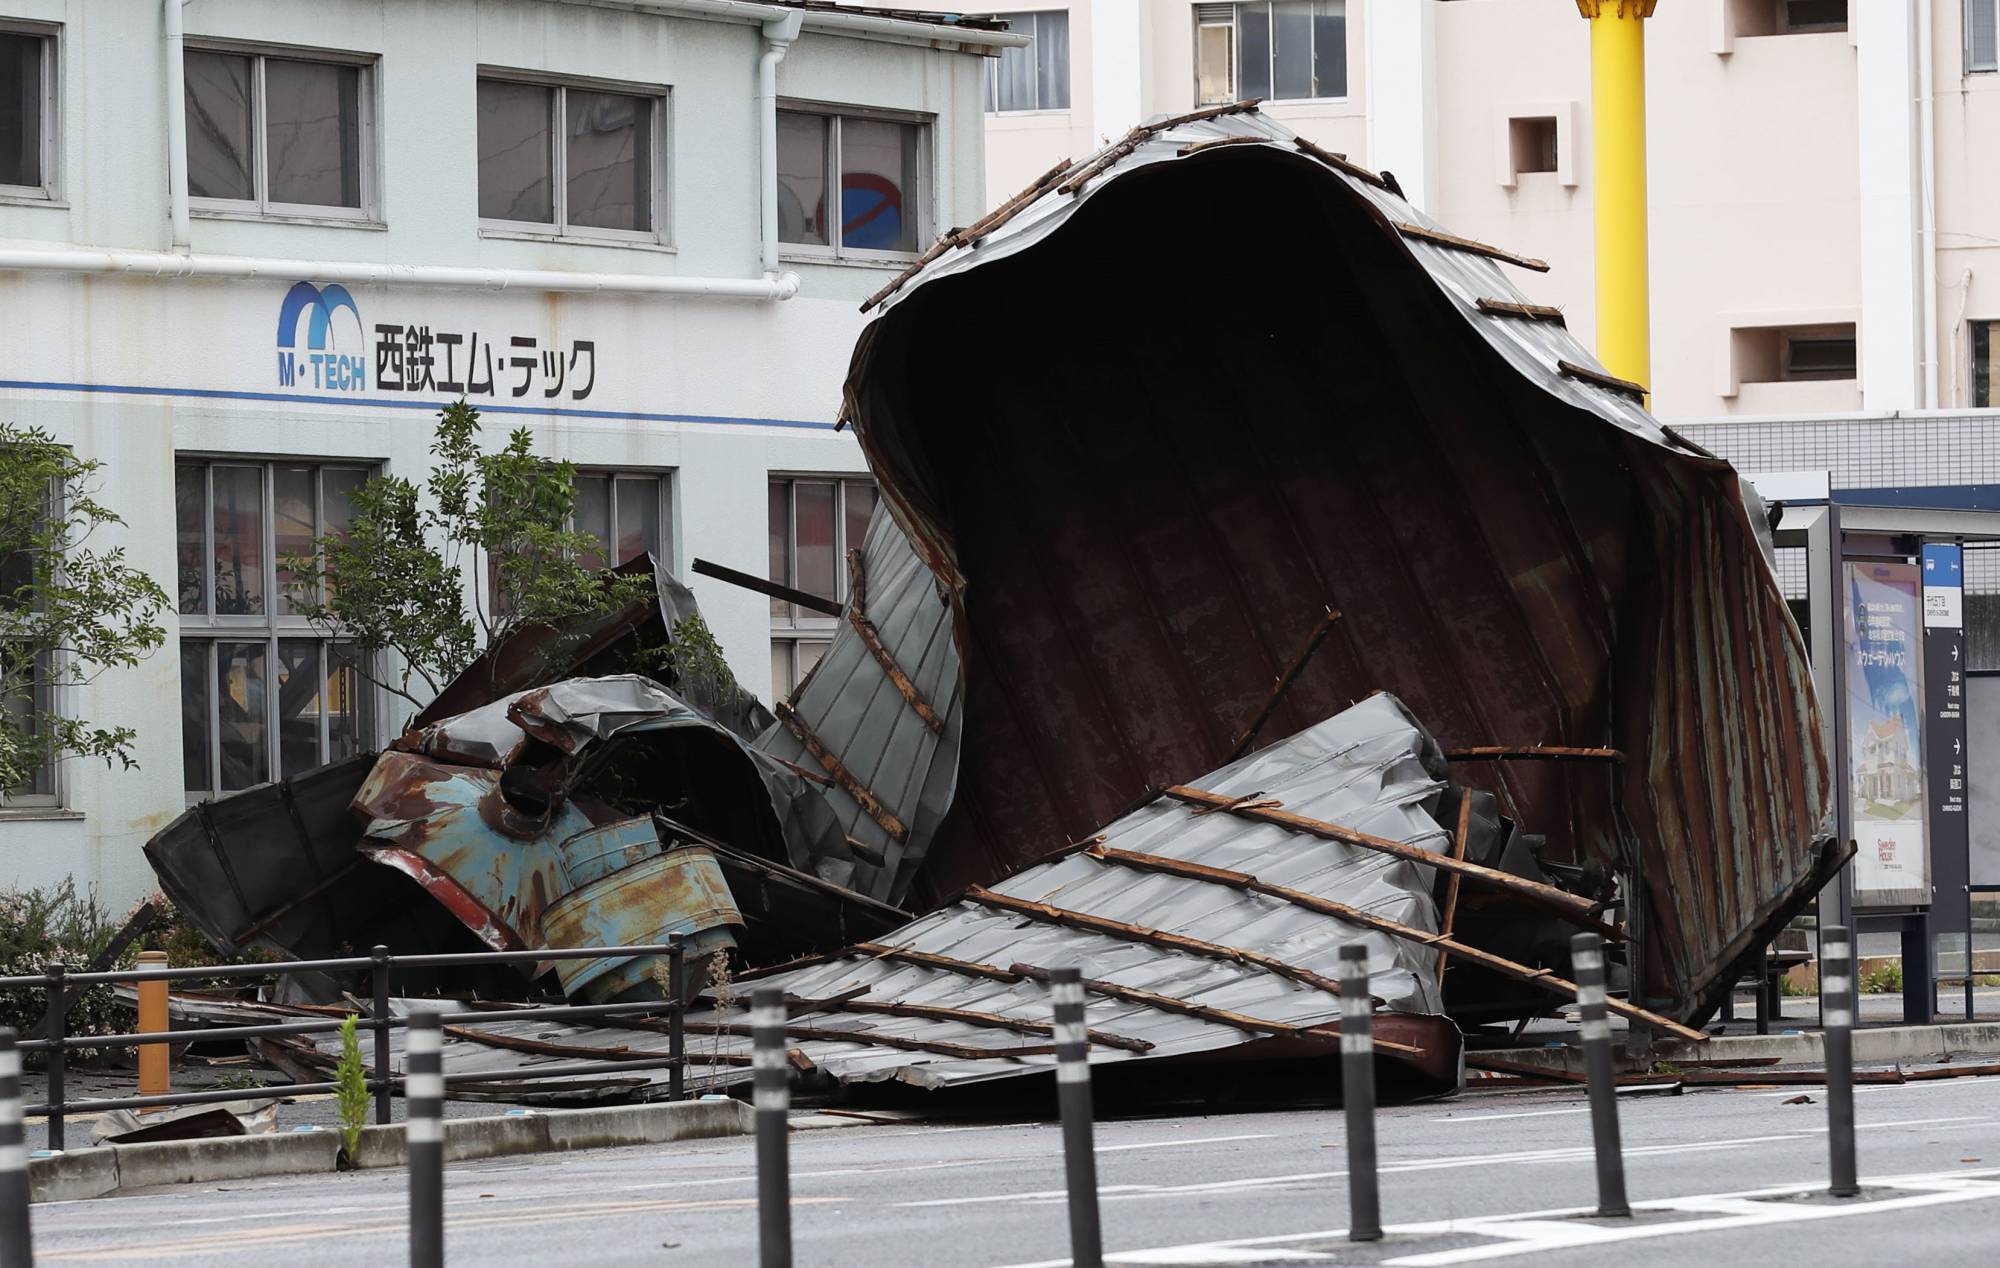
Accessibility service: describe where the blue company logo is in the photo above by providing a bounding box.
[275,281,367,392]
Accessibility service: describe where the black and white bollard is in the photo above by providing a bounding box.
[1051,967,1103,1268]
[407,1011,445,1268]
[1570,932,1630,1217]
[0,1029,31,1267]
[1822,925,1858,1198]
[1338,944,1382,1242]
[752,987,792,1268]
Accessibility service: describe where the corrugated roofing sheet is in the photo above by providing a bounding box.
[840,103,1835,1022]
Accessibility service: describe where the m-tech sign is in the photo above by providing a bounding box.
[275,281,368,392]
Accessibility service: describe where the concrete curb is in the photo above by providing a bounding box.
[1481,1021,2000,1076]
[29,1097,754,1204]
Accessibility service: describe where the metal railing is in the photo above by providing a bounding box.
[0,935,690,1150]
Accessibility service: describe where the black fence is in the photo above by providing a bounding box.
[0,935,691,1150]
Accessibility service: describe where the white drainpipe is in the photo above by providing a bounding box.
[165,0,191,251]
[1918,0,1939,408]
[758,11,805,277]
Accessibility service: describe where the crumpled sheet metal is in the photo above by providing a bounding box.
[753,502,963,902]
[679,694,1463,1092]
[842,104,1832,1020]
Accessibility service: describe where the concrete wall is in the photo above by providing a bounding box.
[0,0,993,904]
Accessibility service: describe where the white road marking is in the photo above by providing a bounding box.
[1096,1133,1275,1152]
[986,1167,2000,1268]
[1432,1107,1590,1123]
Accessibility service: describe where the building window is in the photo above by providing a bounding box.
[0,23,54,198]
[987,12,1072,113]
[777,106,930,258]
[1195,2,1346,106]
[1973,321,2000,405]
[185,47,373,217]
[1732,323,1857,386]
[1971,1,2000,73]
[768,477,876,698]
[571,472,674,572]
[1,487,54,805]
[1726,0,1847,37]
[175,460,374,798]
[477,76,662,239]
[1509,117,1558,176]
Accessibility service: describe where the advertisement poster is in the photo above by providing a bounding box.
[1846,561,1930,907]
[1922,545,1969,920]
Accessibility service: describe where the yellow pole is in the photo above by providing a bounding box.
[137,950,169,1099]
[1578,0,1654,395]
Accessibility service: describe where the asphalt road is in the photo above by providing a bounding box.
[24,1073,2000,1266]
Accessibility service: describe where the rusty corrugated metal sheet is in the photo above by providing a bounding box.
[841,104,1832,1021]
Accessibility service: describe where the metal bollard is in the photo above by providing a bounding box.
[40,968,63,1155]
[1051,967,1103,1268]
[136,951,170,1099]
[1338,944,1382,1242]
[407,1011,445,1268]
[752,987,792,1268]
[1822,925,1858,1198]
[0,1029,33,1267]
[1570,932,1630,1216]
[668,934,686,1102]
[371,946,392,1126]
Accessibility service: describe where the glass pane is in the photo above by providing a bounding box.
[1313,0,1347,98]
[794,482,836,606]
[185,50,255,201]
[216,640,268,791]
[573,474,611,571]
[994,25,1036,111]
[841,118,920,254]
[1975,0,2000,73]
[2,650,51,796]
[1039,13,1072,110]
[1273,1,1313,100]
[1197,24,1236,104]
[777,111,829,246]
[477,79,553,222]
[615,476,660,567]
[320,467,366,605]
[1976,321,1994,409]
[179,641,211,794]
[274,466,314,613]
[1238,4,1272,102]
[770,641,793,700]
[0,34,42,188]
[276,639,321,777]
[175,464,207,615]
[212,466,265,616]
[795,640,830,686]
[265,59,361,207]
[768,481,792,619]
[566,90,650,232]
[327,643,370,761]
[843,482,877,569]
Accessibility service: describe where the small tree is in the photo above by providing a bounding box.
[286,401,657,709]
[334,1013,369,1159]
[0,426,170,798]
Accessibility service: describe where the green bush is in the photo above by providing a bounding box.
[1860,960,1905,995]
[0,880,138,1052]
[335,1014,368,1160]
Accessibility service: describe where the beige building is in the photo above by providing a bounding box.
[973,0,2000,421]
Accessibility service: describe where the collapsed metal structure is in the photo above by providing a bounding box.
[146,104,1832,1100]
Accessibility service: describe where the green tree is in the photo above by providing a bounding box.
[285,400,656,709]
[0,426,170,797]
[334,1013,369,1159]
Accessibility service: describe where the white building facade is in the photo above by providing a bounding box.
[0,0,1012,905]
[976,0,2000,421]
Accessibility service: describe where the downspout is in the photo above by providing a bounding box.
[165,0,191,251]
[1918,0,1939,408]
[758,11,804,282]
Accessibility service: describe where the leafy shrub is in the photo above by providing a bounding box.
[0,880,137,1054]
[335,1014,368,1159]
[1859,960,1904,994]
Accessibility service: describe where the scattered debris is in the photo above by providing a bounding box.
[1783,1094,1814,1105]
[92,1099,280,1144]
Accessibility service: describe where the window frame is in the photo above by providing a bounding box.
[476,68,670,247]
[1,473,61,809]
[768,475,876,700]
[1775,0,1848,34]
[985,10,1072,115]
[175,458,378,803]
[1779,328,1858,382]
[1969,0,1999,73]
[776,101,934,264]
[0,18,59,203]
[184,39,379,224]
[1194,2,1349,107]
